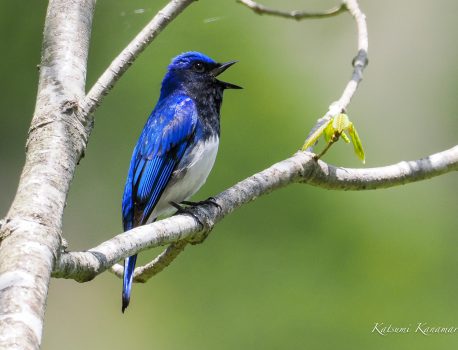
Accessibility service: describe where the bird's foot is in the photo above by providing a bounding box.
[170,198,220,245]
[170,201,207,244]
[181,197,222,213]
[170,201,195,217]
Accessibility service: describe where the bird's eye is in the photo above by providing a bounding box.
[193,62,205,73]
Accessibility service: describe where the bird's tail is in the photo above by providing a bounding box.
[122,254,137,313]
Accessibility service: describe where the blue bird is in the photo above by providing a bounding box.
[121,52,241,312]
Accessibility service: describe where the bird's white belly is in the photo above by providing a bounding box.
[150,136,219,219]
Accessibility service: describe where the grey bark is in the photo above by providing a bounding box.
[0,1,95,349]
[0,1,197,348]
[53,146,458,283]
[0,0,456,349]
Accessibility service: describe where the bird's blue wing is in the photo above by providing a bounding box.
[121,96,197,312]
[122,96,197,229]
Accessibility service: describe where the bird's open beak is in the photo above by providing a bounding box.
[212,61,243,89]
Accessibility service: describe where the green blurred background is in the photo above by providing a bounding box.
[1,0,457,349]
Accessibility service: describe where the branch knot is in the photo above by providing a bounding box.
[352,49,368,69]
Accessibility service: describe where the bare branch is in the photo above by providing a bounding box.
[54,214,201,282]
[238,1,368,150]
[80,0,196,119]
[306,145,458,190]
[0,1,198,346]
[110,241,188,282]
[1,2,452,347]
[304,0,368,149]
[53,145,458,282]
[237,0,346,20]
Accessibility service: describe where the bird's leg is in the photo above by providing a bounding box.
[170,201,196,217]
[170,200,205,234]
[169,199,217,245]
[181,197,222,244]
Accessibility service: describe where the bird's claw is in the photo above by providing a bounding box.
[170,200,205,228]
[170,199,219,244]
[181,196,222,213]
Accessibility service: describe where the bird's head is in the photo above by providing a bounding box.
[161,52,242,98]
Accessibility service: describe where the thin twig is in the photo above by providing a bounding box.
[304,0,368,150]
[314,133,341,160]
[110,240,188,282]
[53,145,458,282]
[237,0,346,20]
[80,0,196,119]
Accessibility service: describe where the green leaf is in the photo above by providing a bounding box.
[341,131,351,143]
[332,113,351,133]
[302,119,331,151]
[348,123,366,163]
[302,113,366,164]
[323,120,335,143]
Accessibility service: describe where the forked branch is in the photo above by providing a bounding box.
[53,145,458,283]
[132,0,369,283]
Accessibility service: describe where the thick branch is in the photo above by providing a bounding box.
[80,0,196,119]
[0,1,95,348]
[306,145,458,190]
[0,4,199,345]
[53,145,458,282]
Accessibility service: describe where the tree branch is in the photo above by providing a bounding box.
[307,0,368,149]
[138,0,369,282]
[1,1,453,346]
[80,0,196,119]
[0,1,197,347]
[238,0,368,149]
[305,146,458,190]
[53,145,458,283]
[69,0,197,288]
[110,240,189,282]
[237,0,346,20]
[0,1,96,348]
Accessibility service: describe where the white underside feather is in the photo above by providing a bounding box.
[149,136,219,220]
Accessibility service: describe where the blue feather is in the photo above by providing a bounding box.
[121,95,197,311]
[122,255,137,313]
[120,51,239,312]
